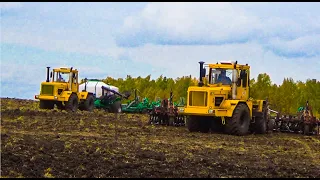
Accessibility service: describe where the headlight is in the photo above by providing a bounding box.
[54,96,58,100]
[208,109,214,114]
[35,95,39,99]
[179,107,184,112]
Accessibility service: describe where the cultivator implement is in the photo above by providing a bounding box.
[149,90,186,126]
[271,101,320,135]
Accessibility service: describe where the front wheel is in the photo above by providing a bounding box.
[39,100,54,109]
[187,116,200,132]
[225,103,250,136]
[65,94,79,112]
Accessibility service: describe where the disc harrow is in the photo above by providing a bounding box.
[270,101,320,135]
[149,91,185,126]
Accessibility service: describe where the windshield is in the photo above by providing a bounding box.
[55,72,70,82]
[210,68,233,85]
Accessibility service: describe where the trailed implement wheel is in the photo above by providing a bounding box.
[267,118,275,133]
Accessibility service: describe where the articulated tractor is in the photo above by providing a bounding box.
[35,67,94,112]
[178,61,273,136]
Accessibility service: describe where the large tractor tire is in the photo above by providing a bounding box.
[187,116,200,132]
[65,94,79,112]
[199,120,210,133]
[82,94,95,112]
[225,103,250,136]
[39,100,54,109]
[254,116,266,134]
[111,101,122,113]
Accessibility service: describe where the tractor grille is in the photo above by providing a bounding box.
[215,97,224,107]
[41,85,54,95]
[189,91,208,107]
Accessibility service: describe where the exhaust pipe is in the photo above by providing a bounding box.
[198,61,205,87]
[46,67,50,82]
[232,61,238,99]
[69,67,73,91]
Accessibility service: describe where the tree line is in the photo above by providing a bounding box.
[82,73,320,117]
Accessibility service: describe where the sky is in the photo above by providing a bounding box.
[1,2,320,100]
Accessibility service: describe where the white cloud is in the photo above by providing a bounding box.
[0,2,21,9]
[117,2,320,58]
[119,2,260,44]
[1,28,125,60]
[267,34,320,57]
[120,42,320,85]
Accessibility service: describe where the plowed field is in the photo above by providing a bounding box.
[1,98,320,178]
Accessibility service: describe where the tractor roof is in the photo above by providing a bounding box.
[206,61,250,70]
[53,67,78,73]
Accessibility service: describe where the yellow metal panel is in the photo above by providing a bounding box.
[189,91,207,107]
[78,91,89,100]
[208,64,250,70]
[38,95,56,100]
[183,100,253,118]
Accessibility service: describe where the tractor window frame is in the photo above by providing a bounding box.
[240,70,248,88]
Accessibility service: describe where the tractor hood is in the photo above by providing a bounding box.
[187,85,231,107]
[188,85,231,95]
[39,82,69,96]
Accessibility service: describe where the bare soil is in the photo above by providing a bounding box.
[1,98,320,178]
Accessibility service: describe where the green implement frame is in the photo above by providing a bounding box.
[121,89,153,113]
[88,82,130,113]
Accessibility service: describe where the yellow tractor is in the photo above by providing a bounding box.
[35,67,94,112]
[178,61,272,136]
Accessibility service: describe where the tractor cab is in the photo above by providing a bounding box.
[50,67,79,92]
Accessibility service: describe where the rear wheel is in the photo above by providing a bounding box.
[39,100,54,109]
[83,94,95,112]
[225,103,250,136]
[65,94,78,112]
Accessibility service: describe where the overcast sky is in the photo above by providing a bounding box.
[1,2,320,99]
